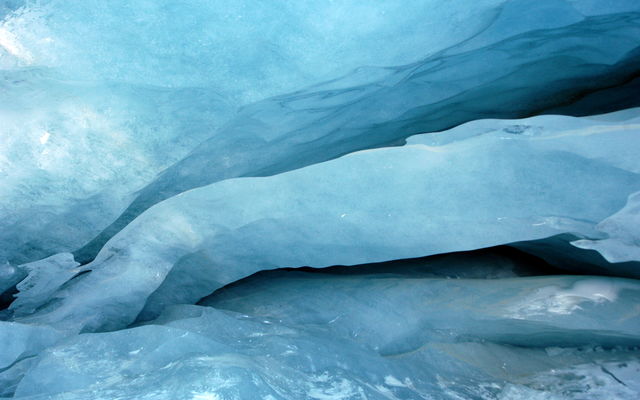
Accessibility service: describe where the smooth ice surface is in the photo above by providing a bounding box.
[9,109,640,335]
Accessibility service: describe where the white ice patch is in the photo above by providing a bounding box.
[307,374,360,400]
[191,393,220,400]
[383,375,406,387]
[39,131,50,145]
[0,27,33,63]
[507,279,620,319]
[499,361,640,400]
[572,191,640,263]
[530,216,604,238]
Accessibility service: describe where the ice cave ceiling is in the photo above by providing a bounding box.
[1,1,640,399]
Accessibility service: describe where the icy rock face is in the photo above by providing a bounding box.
[11,263,640,399]
[13,109,640,333]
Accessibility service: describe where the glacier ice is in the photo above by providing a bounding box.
[7,109,639,335]
[4,1,640,265]
[8,261,640,399]
[1,0,640,399]
[73,5,640,262]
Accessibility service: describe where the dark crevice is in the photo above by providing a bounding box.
[279,246,564,277]
[0,284,18,313]
[543,73,640,116]
[199,235,638,309]
[0,355,36,375]
[0,268,92,319]
[510,234,640,279]
[600,365,628,386]
[198,245,578,306]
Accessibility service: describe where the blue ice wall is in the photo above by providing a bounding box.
[1,1,640,399]
[2,1,640,264]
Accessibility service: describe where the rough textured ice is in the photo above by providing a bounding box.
[0,74,232,265]
[9,253,79,316]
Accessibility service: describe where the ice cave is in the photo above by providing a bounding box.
[1,1,640,399]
